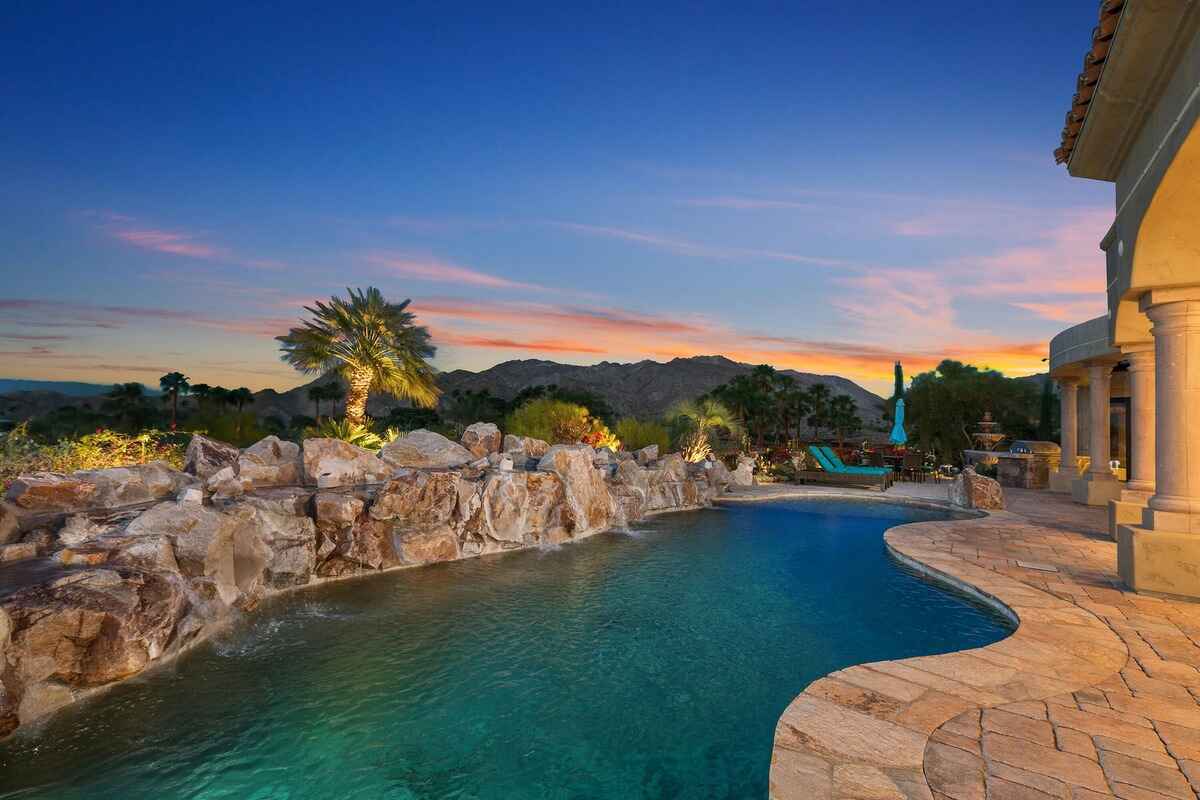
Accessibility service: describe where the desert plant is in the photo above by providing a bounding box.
[506,398,592,444]
[668,398,743,463]
[303,418,384,450]
[614,418,670,453]
[582,418,620,451]
[277,287,440,425]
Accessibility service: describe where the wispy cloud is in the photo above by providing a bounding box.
[551,221,848,267]
[365,253,545,291]
[682,196,818,210]
[1011,300,1107,322]
[415,297,710,337]
[113,229,227,259]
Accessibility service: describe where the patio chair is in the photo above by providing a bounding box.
[797,446,891,491]
[901,452,929,483]
[819,446,893,478]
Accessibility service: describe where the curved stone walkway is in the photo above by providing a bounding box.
[766,488,1200,799]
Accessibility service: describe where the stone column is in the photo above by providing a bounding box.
[1087,363,1113,479]
[1118,296,1200,596]
[1072,363,1120,506]
[1109,344,1155,538]
[1049,379,1078,493]
[1124,345,1156,495]
[1144,299,1200,525]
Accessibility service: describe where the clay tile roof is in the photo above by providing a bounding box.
[1054,0,1126,165]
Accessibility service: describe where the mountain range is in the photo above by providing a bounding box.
[2,356,887,428]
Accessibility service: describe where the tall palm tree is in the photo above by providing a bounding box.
[103,382,148,430]
[277,288,439,425]
[159,372,190,431]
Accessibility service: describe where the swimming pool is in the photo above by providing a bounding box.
[0,498,1011,799]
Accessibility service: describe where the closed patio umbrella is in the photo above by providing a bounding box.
[889,397,908,445]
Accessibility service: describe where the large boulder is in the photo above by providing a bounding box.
[536,445,616,536]
[706,460,734,492]
[124,501,267,609]
[634,445,659,466]
[461,423,502,459]
[0,502,19,545]
[611,459,650,522]
[302,438,391,488]
[370,470,460,526]
[5,473,97,512]
[183,434,239,481]
[379,430,474,470]
[6,464,193,513]
[238,436,302,488]
[731,456,755,488]
[950,467,1004,511]
[312,492,366,571]
[395,526,460,565]
[228,504,317,588]
[2,568,190,726]
[502,434,550,459]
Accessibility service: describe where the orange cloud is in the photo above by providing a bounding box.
[436,333,607,354]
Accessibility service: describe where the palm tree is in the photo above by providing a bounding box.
[828,394,862,449]
[308,382,344,422]
[228,387,254,413]
[276,287,440,425]
[806,383,832,440]
[159,372,190,431]
[190,383,212,408]
[669,398,744,463]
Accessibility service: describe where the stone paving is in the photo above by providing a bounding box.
[756,486,1200,800]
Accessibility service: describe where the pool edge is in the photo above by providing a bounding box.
[765,510,1129,800]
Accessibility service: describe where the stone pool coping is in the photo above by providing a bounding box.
[742,485,1200,799]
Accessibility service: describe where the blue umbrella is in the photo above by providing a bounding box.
[889,397,908,445]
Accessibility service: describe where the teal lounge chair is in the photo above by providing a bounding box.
[804,446,892,490]
[819,446,892,476]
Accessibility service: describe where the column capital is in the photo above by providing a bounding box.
[1056,376,1080,388]
[1140,293,1200,331]
[1121,342,1155,372]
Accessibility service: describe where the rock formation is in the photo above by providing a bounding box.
[949,467,1005,510]
[0,427,730,738]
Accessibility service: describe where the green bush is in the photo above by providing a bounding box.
[0,423,187,490]
[506,398,592,444]
[188,410,265,447]
[614,418,670,453]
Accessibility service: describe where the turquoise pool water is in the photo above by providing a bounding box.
[0,499,1011,799]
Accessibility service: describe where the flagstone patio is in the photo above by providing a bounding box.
[756,486,1200,799]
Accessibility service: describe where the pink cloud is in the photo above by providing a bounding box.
[365,252,546,291]
[1011,300,1108,322]
[113,229,227,259]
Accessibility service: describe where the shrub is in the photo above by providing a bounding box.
[188,410,265,447]
[614,418,670,453]
[303,418,385,450]
[506,398,592,444]
[0,423,186,490]
[582,418,621,452]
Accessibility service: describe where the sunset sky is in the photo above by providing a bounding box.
[1,2,1111,397]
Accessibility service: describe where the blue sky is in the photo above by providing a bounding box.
[0,1,1112,395]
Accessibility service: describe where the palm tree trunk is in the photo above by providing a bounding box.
[345,371,372,425]
[170,392,178,431]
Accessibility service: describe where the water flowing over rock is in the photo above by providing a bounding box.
[379,429,474,470]
[0,421,731,740]
[303,438,392,488]
[461,423,502,459]
[950,467,1004,510]
[183,434,240,481]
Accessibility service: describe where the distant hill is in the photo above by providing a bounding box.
[0,379,159,397]
[254,355,889,430]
